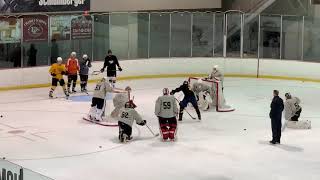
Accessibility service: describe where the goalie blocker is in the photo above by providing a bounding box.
[188,77,234,112]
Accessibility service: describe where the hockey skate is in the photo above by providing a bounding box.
[49,91,54,98]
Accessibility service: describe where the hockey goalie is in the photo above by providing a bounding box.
[189,77,234,112]
[284,93,311,129]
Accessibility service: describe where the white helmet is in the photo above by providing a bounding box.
[57,57,63,62]
[213,65,219,70]
[83,54,88,59]
[71,52,76,57]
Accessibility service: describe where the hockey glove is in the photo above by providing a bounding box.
[51,73,56,76]
[118,67,122,71]
[137,120,146,126]
[170,91,175,95]
[61,71,67,75]
[100,68,105,73]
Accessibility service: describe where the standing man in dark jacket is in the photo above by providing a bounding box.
[100,49,122,87]
[269,90,284,144]
[79,54,92,92]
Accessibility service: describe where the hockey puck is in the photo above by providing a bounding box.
[99,146,102,148]
[0,115,3,118]
[2,157,5,160]
[243,128,247,131]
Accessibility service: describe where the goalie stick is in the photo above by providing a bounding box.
[174,98,196,120]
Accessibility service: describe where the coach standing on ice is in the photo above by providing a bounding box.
[100,49,122,87]
[269,90,284,145]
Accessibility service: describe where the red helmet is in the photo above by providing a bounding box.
[163,88,169,95]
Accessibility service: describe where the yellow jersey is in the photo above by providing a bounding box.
[49,63,67,80]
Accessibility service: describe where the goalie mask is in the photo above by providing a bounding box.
[285,92,292,99]
[183,80,189,85]
[163,88,169,95]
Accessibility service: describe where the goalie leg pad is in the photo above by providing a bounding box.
[286,120,311,129]
[168,117,177,140]
[159,117,170,140]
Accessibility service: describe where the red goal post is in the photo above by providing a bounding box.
[188,77,235,112]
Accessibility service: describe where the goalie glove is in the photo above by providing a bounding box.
[51,73,56,76]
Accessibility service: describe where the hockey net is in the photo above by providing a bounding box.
[188,77,235,112]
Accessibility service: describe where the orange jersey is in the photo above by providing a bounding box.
[65,58,79,75]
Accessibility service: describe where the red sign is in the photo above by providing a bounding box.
[71,16,92,39]
[23,16,48,42]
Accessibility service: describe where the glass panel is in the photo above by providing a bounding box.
[259,15,281,59]
[226,12,241,57]
[192,12,213,57]
[50,15,71,64]
[303,17,320,61]
[282,16,303,60]
[150,13,170,58]
[23,41,50,67]
[110,13,129,60]
[0,43,21,68]
[170,12,191,57]
[243,14,259,58]
[0,17,21,68]
[214,13,224,57]
[93,14,110,61]
[128,13,149,59]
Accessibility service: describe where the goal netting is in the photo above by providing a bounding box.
[188,77,235,112]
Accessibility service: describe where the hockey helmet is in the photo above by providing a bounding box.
[83,54,88,59]
[71,52,77,57]
[56,57,63,63]
[183,80,189,85]
[125,100,137,109]
[213,65,219,70]
[125,86,132,92]
[285,92,292,99]
[163,88,169,95]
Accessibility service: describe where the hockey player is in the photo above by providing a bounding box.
[88,77,124,121]
[155,88,178,141]
[283,93,310,129]
[66,52,80,93]
[48,57,69,98]
[284,93,302,121]
[100,49,122,87]
[191,79,214,110]
[170,81,201,121]
[118,101,146,143]
[79,54,92,92]
[208,65,224,90]
[111,86,132,118]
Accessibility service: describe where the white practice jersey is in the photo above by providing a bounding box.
[93,81,113,99]
[192,82,212,96]
[119,108,144,127]
[113,93,129,108]
[284,97,301,120]
[155,95,178,118]
[209,69,224,82]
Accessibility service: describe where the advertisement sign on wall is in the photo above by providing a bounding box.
[0,18,21,43]
[50,16,71,41]
[71,15,92,39]
[0,0,90,13]
[23,16,49,42]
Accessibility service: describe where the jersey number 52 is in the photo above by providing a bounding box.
[121,112,129,118]
[163,102,171,109]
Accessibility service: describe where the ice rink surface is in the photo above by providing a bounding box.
[0,77,319,180]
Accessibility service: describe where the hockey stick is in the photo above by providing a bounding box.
[91,71,101,75]
[146,124,160,137]
[174,98,196,120]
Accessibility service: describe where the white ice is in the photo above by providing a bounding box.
[0,77,320,180]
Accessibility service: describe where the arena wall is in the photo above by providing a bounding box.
[0,58,320,91]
